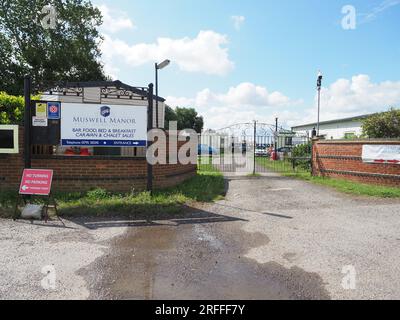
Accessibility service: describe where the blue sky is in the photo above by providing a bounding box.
[94,0,400,129]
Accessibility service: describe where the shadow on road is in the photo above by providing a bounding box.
[212,202,294,220]
[67,205,248,230]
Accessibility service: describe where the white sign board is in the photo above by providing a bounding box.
[362,145,400,164]
[32,117,48,127]
[61,103,147,147]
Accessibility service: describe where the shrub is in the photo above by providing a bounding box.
[0,91,24,124]
[86,188,110,200]
[292,142,312,158]
[362,108,400,138]
[291,142,312,171]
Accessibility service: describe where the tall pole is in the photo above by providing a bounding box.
[274,117,278,156]
[155,63,159,128]
[24,75,31,169]
[253,120,257,175]
[316,71,323,137]
[317,88,321,136]
[147,83,154,194]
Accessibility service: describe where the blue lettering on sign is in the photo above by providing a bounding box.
[61,140,147,147]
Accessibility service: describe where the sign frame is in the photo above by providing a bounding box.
[60,103,148,148]
[19,169,54,196]
[0,124,19,154]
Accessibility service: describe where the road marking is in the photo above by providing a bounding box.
[268,188,293,192]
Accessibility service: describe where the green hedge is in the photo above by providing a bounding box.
[0,91,24,124]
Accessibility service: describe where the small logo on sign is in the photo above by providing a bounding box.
[47,102,61,119]
[49,105,58,113]
[100,106,111,118]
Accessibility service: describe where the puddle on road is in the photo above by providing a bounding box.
[83,221,330,300]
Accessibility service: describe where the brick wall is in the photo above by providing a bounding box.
[313,139,400,187]
[0,127,196,193]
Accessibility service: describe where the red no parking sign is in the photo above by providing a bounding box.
[19,169,53,196]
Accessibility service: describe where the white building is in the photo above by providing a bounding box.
[291,114,375,140]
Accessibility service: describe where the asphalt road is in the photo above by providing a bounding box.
[1,173,400,299]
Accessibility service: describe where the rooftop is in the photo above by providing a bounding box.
[291,113,376,129]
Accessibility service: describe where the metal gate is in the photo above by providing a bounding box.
[198,122,311,175]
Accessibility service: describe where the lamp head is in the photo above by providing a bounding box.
[157,59,171,70]
[317,70,323,88]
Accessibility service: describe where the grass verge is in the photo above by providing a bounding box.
[0,167,225,218]
[288,173,400,198]
[257,159,400,198]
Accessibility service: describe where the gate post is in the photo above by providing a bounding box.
[147,83,154,193]
[24,75,32,169]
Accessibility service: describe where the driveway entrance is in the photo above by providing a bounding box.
[198,122,310,174]
[2,172,399,299]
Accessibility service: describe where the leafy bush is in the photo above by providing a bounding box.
[292,142,312,158]
[362,108,400,138]
[86,188,110,200]
[291,142,312,171]
[0,91,24,124]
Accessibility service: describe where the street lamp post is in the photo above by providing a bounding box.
[155,59,171,128]
[316,71,323,136]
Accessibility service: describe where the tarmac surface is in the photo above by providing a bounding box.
[1,172,400,299]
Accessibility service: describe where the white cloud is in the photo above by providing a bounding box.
[231,15,245,30]
[360,0,400,24]
[166,82,299,129]
[306,74,400,121]
[167,82,293,109]
[97,4,135,33]
[101,30,234,76]
[167,75,400,130]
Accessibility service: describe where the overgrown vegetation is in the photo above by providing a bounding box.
[282,171,400,198]
[362,108,400,138]
[0,169,225,218]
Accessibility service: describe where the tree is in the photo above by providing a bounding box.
[164,105,178,130]
[362,108,400,138]
[0,0,107,95]
[175,107,204,133]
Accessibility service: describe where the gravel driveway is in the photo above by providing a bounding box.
[1,173,399,300]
